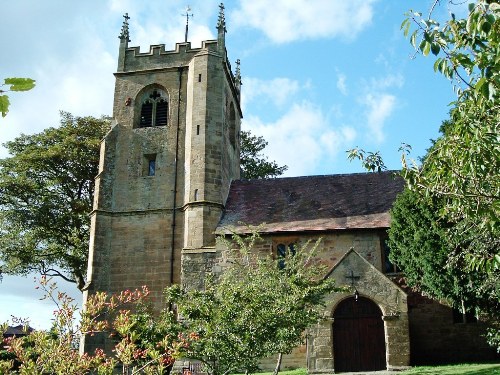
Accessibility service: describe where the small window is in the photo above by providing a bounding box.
[144,154,157,177]
[381,235,399,273]
[139,89,168,128]
[148,159,156,176]
[198,74,202,82]
[277,243,296,269]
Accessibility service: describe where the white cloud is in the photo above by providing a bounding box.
[320,127,355,154]
[362,93,396,143]
[243,102,357,176]
[242,77,300,111]
[370,73,404,90]
[232,0,376,44]
[353,73,403,145]
[336,73,348,95]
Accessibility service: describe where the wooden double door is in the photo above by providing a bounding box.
[333,296,386,372]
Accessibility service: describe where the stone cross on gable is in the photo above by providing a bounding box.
[345,269,360,287]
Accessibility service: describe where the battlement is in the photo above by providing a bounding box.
[115,4,239,89]
[126,39,219,57]
[118,39,222,73]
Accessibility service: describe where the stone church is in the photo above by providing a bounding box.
[83,4,497,373]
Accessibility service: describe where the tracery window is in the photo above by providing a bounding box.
[139,89,168,128]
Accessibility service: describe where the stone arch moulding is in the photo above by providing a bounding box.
[134,84,170,129]
[306,248,410,374]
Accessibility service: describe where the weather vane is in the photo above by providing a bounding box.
[182,6,194,43]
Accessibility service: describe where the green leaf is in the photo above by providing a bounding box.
[4,78,36,92]
[410,30,418,48]
[487,81,496,100]
[421,40,431,56]
[490,3,500,11]
[0,94,10,117]
[433,58,441,72]
[431,43,441,56]
[401,18,411,37]
[475,76,487,91]
[481,21,492,34]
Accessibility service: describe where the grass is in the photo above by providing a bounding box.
[244,363,500,375]
[400,362,500,375]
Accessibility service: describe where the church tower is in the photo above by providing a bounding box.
[83,4,242,346]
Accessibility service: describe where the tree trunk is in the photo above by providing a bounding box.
[75,270,85,291]
[273,353,283,375]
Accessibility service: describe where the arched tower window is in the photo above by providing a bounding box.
[138,89,168,128]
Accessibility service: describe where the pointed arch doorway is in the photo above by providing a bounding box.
[333,296,386,372]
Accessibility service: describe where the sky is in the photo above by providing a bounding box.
[0,0,462,329]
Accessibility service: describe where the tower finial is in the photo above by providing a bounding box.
[235,59,241,84]
[119,13,131,42]
[235,59,242,101]
[182,6,194,43]
[217,3,226,32]
[217,3,226,54]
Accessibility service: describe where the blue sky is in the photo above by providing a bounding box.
[0,0,460,329]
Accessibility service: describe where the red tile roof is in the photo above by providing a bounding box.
[216,171,404,234]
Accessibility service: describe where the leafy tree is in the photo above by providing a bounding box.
[399,3,500,344]
[400,1,500,271]
[0,112,110,290]
[347,147,388,172]
[388,188,500,320]
[0,78,36,117]
[165,233,339,375]
[240,130,288,179]
[349,1,500,350]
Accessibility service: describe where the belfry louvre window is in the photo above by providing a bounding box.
[139,90,168,127]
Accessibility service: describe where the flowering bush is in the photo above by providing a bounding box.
[0,277,196,374]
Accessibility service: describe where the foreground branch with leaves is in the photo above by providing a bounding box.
[348,0,500,351]
[0,78,36,117]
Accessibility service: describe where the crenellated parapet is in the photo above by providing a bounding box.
[116,6,240,97]
[119,40,218,73]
